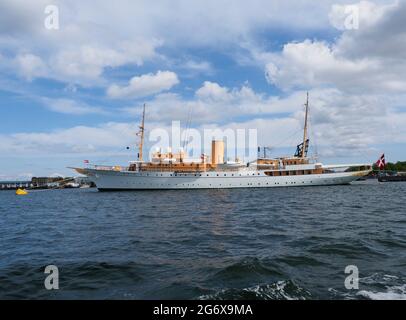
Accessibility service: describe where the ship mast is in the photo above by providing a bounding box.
[302,92,309,158]
[138,103,146,162]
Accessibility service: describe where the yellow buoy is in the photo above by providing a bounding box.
[16,188,28,195]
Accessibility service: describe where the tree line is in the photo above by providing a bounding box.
[373,161,406,172]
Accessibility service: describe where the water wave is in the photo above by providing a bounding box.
[357,285,406,300]
[198,280,311,300]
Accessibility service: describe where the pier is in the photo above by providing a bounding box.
[0,181,31,190]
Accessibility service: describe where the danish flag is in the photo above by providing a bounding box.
[84,160,89,164]
[376,154,385,170]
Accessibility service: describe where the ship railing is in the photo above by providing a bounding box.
[92,165,129,171]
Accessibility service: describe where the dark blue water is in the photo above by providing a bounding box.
[1,181,405,299]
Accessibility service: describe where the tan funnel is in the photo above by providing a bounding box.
[211,140,224,165]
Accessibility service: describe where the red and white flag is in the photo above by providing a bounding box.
[376,154,385,170]
[84,160,89,164]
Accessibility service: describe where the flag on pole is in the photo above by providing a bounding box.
[376,154,385,170]
[84,160,89,164]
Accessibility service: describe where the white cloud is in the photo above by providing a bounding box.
[15,53,47,80]
[182,60,212,73]
[122,83,406,158]
[239,0,406,158]
[121,82,306,125]
[107,70,179,99]
[329,0,393,31]
[41,98,107,115]
[1,85,405,164]
[196,81,231,101]
[50,41,160,83]
[0,122,138,155]
[264,40,381,92]
[262,1,406,94]
[0,1,163,85]
[0,0,374,86]
[1,0,406,170]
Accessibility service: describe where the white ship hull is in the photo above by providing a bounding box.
[78,168,370,190]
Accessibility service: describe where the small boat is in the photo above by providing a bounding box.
[16,188,28,195]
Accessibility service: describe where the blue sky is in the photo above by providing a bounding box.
[1,0,405,179]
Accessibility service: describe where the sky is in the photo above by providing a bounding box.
[1,0,405,180]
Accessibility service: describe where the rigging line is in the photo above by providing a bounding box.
[271,127,303,149]
[311,130,318,158]
[181,106,191,150]
[182,107,190,150]
[185,106,194,154]
[307,104,318,159]
[185,107,192,153]
[182,103,194,153]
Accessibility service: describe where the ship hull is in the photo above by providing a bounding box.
[77,168,370,190]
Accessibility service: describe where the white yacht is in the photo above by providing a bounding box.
[72,94,372,190]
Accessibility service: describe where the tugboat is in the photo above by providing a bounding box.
[72,94,373,190]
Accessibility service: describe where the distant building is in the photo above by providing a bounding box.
[0,181,31,190]
[1,176,94,190]
[31,177,65,188]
